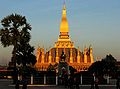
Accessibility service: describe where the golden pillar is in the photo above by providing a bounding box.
[84,47,87,63]
[77,47,81,63]
[70,48,73,63]
[48,49,52,63]
[90,47,94,63]
[56,48,59,63]
[41,48,44,63]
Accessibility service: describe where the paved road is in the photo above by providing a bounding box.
[27,85,117,89]
[0,79,117,89]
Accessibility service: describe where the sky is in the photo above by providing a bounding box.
[0,0,120,65]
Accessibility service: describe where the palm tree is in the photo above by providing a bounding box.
[16,43,36,81]
[16,43,36,66]
[0,14,36,85]
[0,13,31,67]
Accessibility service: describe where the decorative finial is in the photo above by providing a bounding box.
[64,0,66,5]
[63,0,66,10]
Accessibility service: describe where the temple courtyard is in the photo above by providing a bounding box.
[0,79,117,89]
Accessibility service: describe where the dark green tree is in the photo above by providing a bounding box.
[101,54,117,76]
[0,13,31,67]
[88,61,104,76]
[16,43,36,66]
[88,54,117,77]
[0,13,36,84]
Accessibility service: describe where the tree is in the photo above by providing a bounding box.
[0,13,31,67]
[16,43,36,66]
[88,61,104,76]
[101,54,117,76]
[88,54,117,77]
[0,13,36,84]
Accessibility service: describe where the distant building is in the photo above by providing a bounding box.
[0,65,7,70]
[35,3,94,72]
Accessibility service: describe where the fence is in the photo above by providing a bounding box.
[17,74,117,85]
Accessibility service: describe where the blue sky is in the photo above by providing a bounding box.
[0,0,120,65]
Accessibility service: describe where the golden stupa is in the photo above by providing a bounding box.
[35,3,94,72]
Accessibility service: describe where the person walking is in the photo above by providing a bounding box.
[116,78,120,89]
[15,80,20,89]
[95,77,99,89]
[69,75,74,89]
[74,76,80,89]
[64,72,68,88]
[90,77,94,89]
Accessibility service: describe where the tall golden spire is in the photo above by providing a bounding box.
[55,2,74,48]
[60,3,69,35]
